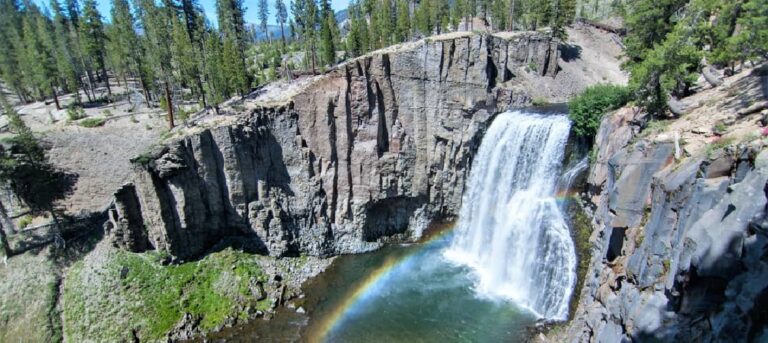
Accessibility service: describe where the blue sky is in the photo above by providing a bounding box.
[36,0,351,26]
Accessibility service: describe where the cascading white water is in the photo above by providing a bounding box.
[445,110,577,321]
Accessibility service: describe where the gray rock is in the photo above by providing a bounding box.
[112,32,562,259]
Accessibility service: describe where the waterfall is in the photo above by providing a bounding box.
[445,111,577,321]
[558,157,589,199]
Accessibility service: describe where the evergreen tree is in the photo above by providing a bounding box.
[276,0,288,48]
[257,0,270,42]
[395,0,411,41]
[728,0,768,62]
[216,0,249,91]
[319,0,339,66]
[0,0,28,102]
[50,0,80,97]
[551,0,576,39]
[292,0,319,72]
[81,0,111,96]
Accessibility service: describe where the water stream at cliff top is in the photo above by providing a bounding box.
[207,110,578,342]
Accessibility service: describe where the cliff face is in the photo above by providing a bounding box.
[562,67,768,342]
[109,32,560,259]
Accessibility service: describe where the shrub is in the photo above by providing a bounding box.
[78,118,106,128]
[18,215,32,229]
[66,106,86,121]
[568,84,631,139]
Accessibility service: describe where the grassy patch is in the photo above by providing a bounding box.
[706,136,736,158]
[17,215,32,229]
[0,252,59,343]
[532,97,549,107]
[66,106,86,121]
[78,118,106,128]
[641,120,670,136]
[63,248,270,342]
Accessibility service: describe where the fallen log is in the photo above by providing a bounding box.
[577,18,627,35]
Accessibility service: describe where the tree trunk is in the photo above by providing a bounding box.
[280,22,286,50]
[164,83,175,129]
[51,83,61,110]
[508,0,515,31]
[311,42,317,74]
[0,199,14,257]
[102,66,112,98]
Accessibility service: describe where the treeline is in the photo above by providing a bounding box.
[623,0,767,116]
[0,0,584,128]
[345,0,577,56]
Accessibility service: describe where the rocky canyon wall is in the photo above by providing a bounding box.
[109,32,561,259]
[562,68,768,342]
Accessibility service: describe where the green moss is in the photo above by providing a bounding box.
[568,205,593,319]
[662,259,671,275]
[131,153,154,167]
[63,248,270,342]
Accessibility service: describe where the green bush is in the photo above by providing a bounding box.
[568,84,631,138]
[78,118,106,128]
[17,215,32,229]
[66,106,86,121]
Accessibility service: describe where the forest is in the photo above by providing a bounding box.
[0,0,765,128]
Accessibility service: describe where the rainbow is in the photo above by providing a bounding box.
[308,224,454,343]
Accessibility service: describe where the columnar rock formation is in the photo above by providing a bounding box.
[108,32,561,259]
[563,70,768,341]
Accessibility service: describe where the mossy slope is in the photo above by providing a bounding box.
[63,246,271,342]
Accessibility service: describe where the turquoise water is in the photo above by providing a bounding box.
[204,227,538,342]
[305,230,538,343]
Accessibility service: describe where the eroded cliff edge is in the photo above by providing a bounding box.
[109,32,563,260]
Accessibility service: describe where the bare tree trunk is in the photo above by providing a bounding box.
[508,0,516,31]
[164,83,175,129]
[102,66,112,98]
[51,83,61,110]
[280,21,286,50]
[0,199,14,257]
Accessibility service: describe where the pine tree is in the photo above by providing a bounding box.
[414,0,432,36]
[216,0,249,91]
[276,0,288,48]
[292,0,319,73]
[728,0,768,62]
[34,7,63,109]
[50,0,80,97]
[136,0,176,127]
[319,0,338,66]
[0,0,28,102]
[257,0,270,42]
[202,28,227,113]
[551,0,576,39]
[395,0,411,41]
[81,0,111,96]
